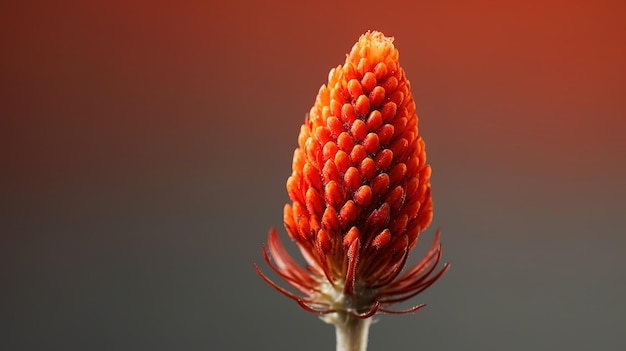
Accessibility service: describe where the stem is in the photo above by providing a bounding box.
[328,313,373,351]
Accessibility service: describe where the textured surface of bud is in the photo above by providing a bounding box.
[256,31,449,318]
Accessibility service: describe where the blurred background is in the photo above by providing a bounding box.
[2,0,625,350]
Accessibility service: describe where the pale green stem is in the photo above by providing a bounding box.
[323,312,373,351]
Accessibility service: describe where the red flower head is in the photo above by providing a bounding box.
[255,31,449,319]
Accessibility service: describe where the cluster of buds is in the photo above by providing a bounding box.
[255,31,449,320]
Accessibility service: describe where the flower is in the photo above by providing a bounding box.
[255,31,449,319]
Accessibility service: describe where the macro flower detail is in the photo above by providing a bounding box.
[255,31,449,323]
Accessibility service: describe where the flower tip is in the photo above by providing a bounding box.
[360,30,395,45]
[350,30,397,65]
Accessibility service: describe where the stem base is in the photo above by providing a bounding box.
[322,312,372,351]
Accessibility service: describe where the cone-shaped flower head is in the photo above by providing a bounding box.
[256,31,449,318]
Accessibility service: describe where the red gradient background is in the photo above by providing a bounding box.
[2,1,625,350]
